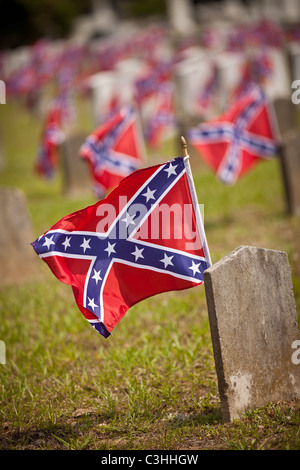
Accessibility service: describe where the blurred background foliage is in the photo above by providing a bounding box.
[0,0,89,48]
[0,0,169,50]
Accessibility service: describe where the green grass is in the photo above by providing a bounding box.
[0,96,299,450]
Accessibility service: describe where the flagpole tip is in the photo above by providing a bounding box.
[180,136,188,157]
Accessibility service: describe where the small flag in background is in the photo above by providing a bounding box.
[188,86,278,184]
[31,155,211,338]
[80,106,145,198]
[230,50,273,103]
[35,100,65,178]
[196,64,219,119]
[144,81,177,148]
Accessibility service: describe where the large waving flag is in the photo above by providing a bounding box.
[80,106,145,198]
[31,155,211,338]
[188,86,278,184]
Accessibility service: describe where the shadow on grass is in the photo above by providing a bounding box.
[166,403,223,428]
[1,423,74,450]
[1,404,223,450]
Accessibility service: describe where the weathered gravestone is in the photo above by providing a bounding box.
[287,42,300,84]
[264,48,291,102]
[272,98,300,217]
[204,245,300,422]
[0,187,37,288]
[215,51,246,112]
[273,97,298,138]
[0,127,5,170]
[59,133,92,198]
[174,48,216,160]
[277,129,300,217]
[115,58,147,108]
[175,48,217,123]
[166,0,197,36]
[88,71,117,126]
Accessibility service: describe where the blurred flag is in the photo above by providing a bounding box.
[80,106,145,198]
[35,101,65,178]
[31,156,211,338]
[188,86,278,184]
[144,81,177,148]
[231,50,273,102]
[56,65,77,127]
[252,50,273,85]
[196,64,219,118]
[134,60,173,106]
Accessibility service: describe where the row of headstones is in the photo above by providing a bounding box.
[3,34,298,203]
[57,96,300,218]
[17,49,298,211]
[174,45,300,217]
[82,43,300,215]
[86,41,297,125]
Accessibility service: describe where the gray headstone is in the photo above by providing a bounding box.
[175,48,217,122]
[278,129,300,217]
[88,71,117,126]
[0,187,37,288]
[59,133,92,198]
[273,97,297,138]
[280,0,300,23]
[0,127,5,170]
[287,42,300,83]
[263,48,291,101]
[204,245,300,422]
[115,58,147,107]
[91,0,118,35]
[174,49,217,161]
[166,0,197,36]
[215,51,246,111]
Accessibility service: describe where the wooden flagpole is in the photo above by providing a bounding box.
[181,136,212,266]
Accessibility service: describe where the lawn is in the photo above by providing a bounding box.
[0,96,299,450]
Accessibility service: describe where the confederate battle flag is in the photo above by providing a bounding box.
[188,86,278,184]
[31,156,211,338]
[35,100,65,178]
[80,106,145,198]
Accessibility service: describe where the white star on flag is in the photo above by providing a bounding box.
[160,253,174,269]
[189,260,201,276]
[142,186,156,202]
[62,236,71,251]
[43,235,55,250]
[92,269,102,284]
[104,241,116,257]
[87,297,98,311]
[80,237,91,253]
[131,245,144,262]
[164,163,178,178]
[122,212,136,228]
